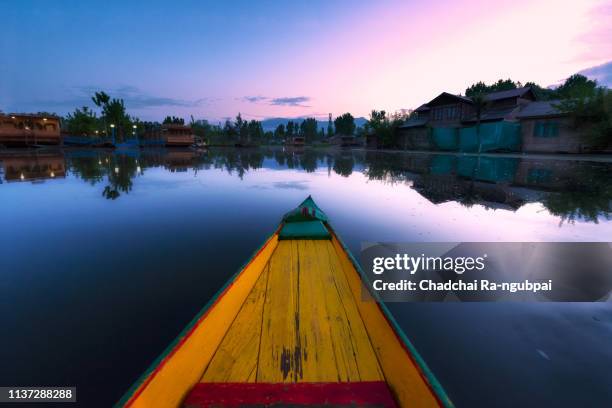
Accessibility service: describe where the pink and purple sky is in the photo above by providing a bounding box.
[1,0,610,122]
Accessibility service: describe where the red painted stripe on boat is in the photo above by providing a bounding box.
[124,232,279,407]
[183,381,399,407]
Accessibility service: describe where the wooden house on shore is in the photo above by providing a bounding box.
[376,87,606,154]
[0,114,61,147]
[516,101,601,153]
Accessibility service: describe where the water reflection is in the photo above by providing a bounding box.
[1,147,611,223]
[0,151,66,182]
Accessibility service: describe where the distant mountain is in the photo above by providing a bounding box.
[578,60,612,88]
[260,116,368,132]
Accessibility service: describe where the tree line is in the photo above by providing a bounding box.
[62,90,364,145]
[61,73,609,147]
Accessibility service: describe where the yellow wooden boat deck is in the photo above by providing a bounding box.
[120,198,451,408]
[201,239,383,383]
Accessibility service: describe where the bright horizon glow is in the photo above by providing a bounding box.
[1,0,610,122]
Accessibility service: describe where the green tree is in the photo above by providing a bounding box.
[286,121,296,137]
[64,106,99,136]
[555,74,598,99]
[235,113,249,142]
[556,87,611,148]
[91,92,110,109]
[334,113,355,135]
[92,91,110,134]
[364,110,406,148]
[300,117,318,143]
[163,116,185,125]
[247,120,264,143]
[91,91,132,140]
[524,81,556,100]
[465,79,517,97]
[274,124,285,140]
[264,130,274,144]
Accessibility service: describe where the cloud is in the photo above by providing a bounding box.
[74,86,210,108]
[24,85,210,111]
[578,60,612,88]
[272,181,309,190]
[241,96,268,103]
[269,96,310,107]
[241,95,311,108]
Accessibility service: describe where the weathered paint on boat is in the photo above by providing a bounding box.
[117,197,453,408]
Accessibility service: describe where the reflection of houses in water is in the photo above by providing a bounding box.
[0,152,66,182]
[513,158,582,191]
[363,151,611,213]
[413,174,527,211]
[163,150,201,172]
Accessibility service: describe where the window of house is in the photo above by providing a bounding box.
[534,121,560,137]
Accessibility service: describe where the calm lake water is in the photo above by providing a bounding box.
[1,147,611,407]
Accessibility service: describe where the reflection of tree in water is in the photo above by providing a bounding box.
[274,149,286,166]
[542,165,612,224]
[299,151,318,173]
[333,154,355,177]
[102,154,140,199]
[364,152,412,183]
[68,152,109,185]
[62,148,612,223]
[204,148,264,179]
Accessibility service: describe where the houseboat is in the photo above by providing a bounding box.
[285,136,305,146]
[163,124,195,147]
[329,134,358,147]
[0,114,61,147]
[142,124,195,147]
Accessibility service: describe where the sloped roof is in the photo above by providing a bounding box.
[4,113,60,120]
[484,87,534,101]
[516,100,566,118]
[415,104,430,112]
[427,92,473,106]
[398,118,428,128]
[463,106,518,122]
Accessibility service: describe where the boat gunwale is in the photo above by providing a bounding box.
[116,227,281,407]
[327,224,454,408]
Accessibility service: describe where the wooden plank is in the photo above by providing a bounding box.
[295,240,340,382]
[319,240,384,381]
[308,240,359,381]
[184,381,399,407]
[200,264,270,382]
[256,241,301,382]
[330,236,441,408]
